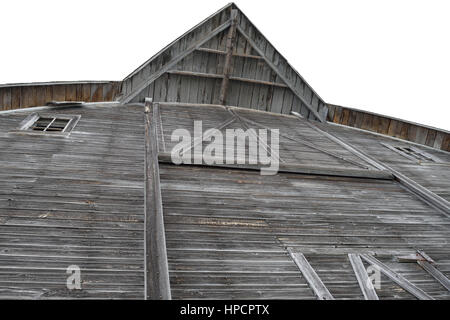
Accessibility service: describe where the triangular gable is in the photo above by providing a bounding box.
[119,3,327,122]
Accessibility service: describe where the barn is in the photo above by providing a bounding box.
[0,3,449,300]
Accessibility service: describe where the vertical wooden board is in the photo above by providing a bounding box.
[361,113,373,131]
[142,63,152,79]
[332,106,342,124]
[226,80,239,107]
[91,84,103,102]
[188,53,202,103]
[326,104,336,122]
[415,127,428,144]
[34,86,46,106]
[251,58,264,110]
[407,124,418,142]
[65,85,77,101]
[11,87,21,109]
[153,75,163,103]
[1,88,12,110]
[441,134,450,151]
[253,59,266,82]
[166,74,178,102]
[425,130,437,147]
[249,83,261,109]
[291,96,301,114]
[341,108,351,126]
[21,86,33,108]
[81,84,91,101]
[433,132,445,150]
[281,89,294,114]
[270,87,285,113]
[196,52,209,104]
[104,83,116,101]
[74,84,83,101]
[218,28,228,53]
[379,117,391,134]
[153,74,168,103]
[264,42,275,65]
[212,78,222,104]
[205,44,219,104]
[257,83,269,111]
[347,109,358,127]
[237,82,253,108]
[370,115,382,132]
[259,58,272,83]
[399,122,410,140]
[387,119,399,136]
[354,111,364,128]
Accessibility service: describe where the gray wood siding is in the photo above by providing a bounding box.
[0,82,121,112]
[0,104,145,299]
[327,104,450,152]
[318,122,450,201]
[160,164,450,300]
[158,103,373,170]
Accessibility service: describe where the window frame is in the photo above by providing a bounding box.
[16,112,81,137]
[381,142,442,163]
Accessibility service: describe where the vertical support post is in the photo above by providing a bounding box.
[219,9,238,105]
[144,98,171,300]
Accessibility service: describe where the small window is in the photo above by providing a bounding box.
[394,146,435,162]
[17,113,80,136]
[381,142,441,163]
[29,117,71,132]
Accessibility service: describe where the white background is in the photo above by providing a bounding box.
[1,0,449,130]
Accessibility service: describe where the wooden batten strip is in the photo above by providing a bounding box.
[167,70,288,88]
[196,47,263,60]
[288,249,334,300]
[144,98,171,300]
[348,254,379,300]
[360,254,434,300]
[236,26,324,122]
[417,261,450,291]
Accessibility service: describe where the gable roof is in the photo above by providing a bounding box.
[119,3,328,122]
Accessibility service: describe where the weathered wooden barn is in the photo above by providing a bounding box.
[0,3,449,300]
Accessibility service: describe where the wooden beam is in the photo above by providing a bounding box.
[158,152,393,180]
[288,249,334,300]
[219,9,238,105]
[196,47,263,60]
[236,26,325,122]
[144,98,171,300]
[348,254,379,300]
[360,254,434,300]
[417,261,450,291]
[121,20,232,103]
[168,70,288,87]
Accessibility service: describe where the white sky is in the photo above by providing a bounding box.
[1,0,449,130]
